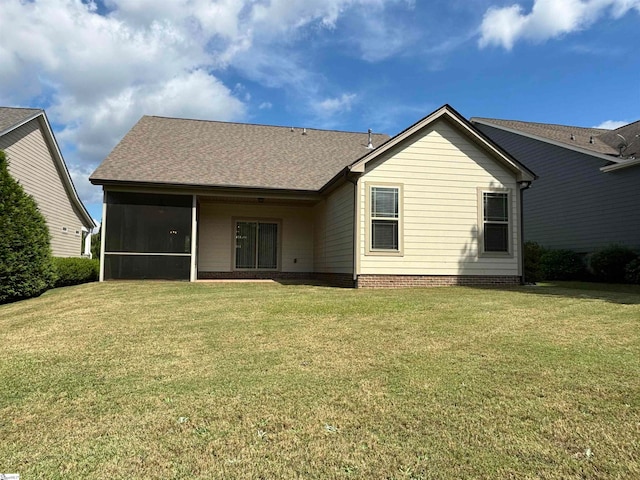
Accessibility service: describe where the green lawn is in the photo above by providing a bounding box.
[1,281,639,479]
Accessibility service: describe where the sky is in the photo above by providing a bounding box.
[1,0,639,223]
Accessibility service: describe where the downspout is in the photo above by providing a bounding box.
[345,170,360,287]
[518,180,532,284]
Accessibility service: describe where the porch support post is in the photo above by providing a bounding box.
[99,191,107,281]
[190,195,198,282]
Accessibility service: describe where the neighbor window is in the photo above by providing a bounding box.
[482,191,510,254]
[369,185,401,253]
[235,221,279,269]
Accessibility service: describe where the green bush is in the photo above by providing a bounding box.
[0,150,56,303]
[523,241,544,283]
[52,257,99,287]
[625,259,640,284]
[589,245,638,284]
[539,249,587,281]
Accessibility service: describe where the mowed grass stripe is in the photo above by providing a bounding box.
[0,281,638,479]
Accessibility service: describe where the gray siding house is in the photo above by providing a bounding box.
[0,107,96,257]
[471,118,640,254]
[90,105,535,287]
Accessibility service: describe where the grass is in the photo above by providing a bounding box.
[0,281,639,479]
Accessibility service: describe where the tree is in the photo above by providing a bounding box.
[91,227,101,259]
[0,150,56,303]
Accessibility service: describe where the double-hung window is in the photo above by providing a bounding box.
[368,185,402,253]
[235,221,279,269]
[481,190,510,254]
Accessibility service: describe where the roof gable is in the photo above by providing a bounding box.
[90,116,390,191]
[0,107,96,229]
[351,105,536,182]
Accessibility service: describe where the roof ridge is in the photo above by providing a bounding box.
[473,117,607,132]
[144,114,389,136]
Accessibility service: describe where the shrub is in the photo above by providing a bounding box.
[625,259,640,284]
[52,257,100,287]
[0,150,56,303]
[524,241,544,283]
[589,245,638,284]
[539,249,587,281]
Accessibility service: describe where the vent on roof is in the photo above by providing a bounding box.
[366,129,374,149]
[570,133,575,141]
[589,136,594,144]
[302,128,307,135]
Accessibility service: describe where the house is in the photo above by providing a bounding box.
[0,107,96,257]
[471,117,640,254]
[89,104,535,287]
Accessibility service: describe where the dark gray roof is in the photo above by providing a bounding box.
[0,107,42,133]
[597,120,640,159]
[471,117,618,156]
[91,116,390,191]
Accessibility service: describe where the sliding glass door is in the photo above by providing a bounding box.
[235,221,278,270]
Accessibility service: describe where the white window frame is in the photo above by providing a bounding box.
[365,182,403,256]
[477,188,513,257]
[232,218,281,271]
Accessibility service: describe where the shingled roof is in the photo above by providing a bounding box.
[0,107,42,133]
[90,116,390,191]
[471,117,640,160]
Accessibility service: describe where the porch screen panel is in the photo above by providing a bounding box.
[104,192,192,280]
[104,255,190,280]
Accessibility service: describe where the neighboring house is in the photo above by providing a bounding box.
[89,104,535,287]
[0,107,96,257]
[472,117,640,254]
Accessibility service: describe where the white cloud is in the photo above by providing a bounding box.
[54,70,246,165]
[0,0,414,207]
[593,120,629,129]
[313,93,357,117]
[259,102,273,110]
[479,0,640,50]
[68,163,103,205]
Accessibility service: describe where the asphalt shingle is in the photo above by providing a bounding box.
[90,116,390,191]
[0,107,42,133]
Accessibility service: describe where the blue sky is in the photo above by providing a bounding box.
[1,0,638,222]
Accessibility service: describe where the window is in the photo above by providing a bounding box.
[482,191,510,254]
[235,221,278,269]
[368,185,402,253]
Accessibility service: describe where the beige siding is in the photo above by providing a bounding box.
[0,119,86,257]
[359,119,520,276]
[198,202,314,272]
[313,182,354,274]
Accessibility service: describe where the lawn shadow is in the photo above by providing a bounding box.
[466,282,640,305]
[274,278,353,289]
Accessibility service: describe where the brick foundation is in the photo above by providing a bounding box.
[355,274,521,288]
[198,271,520,288]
